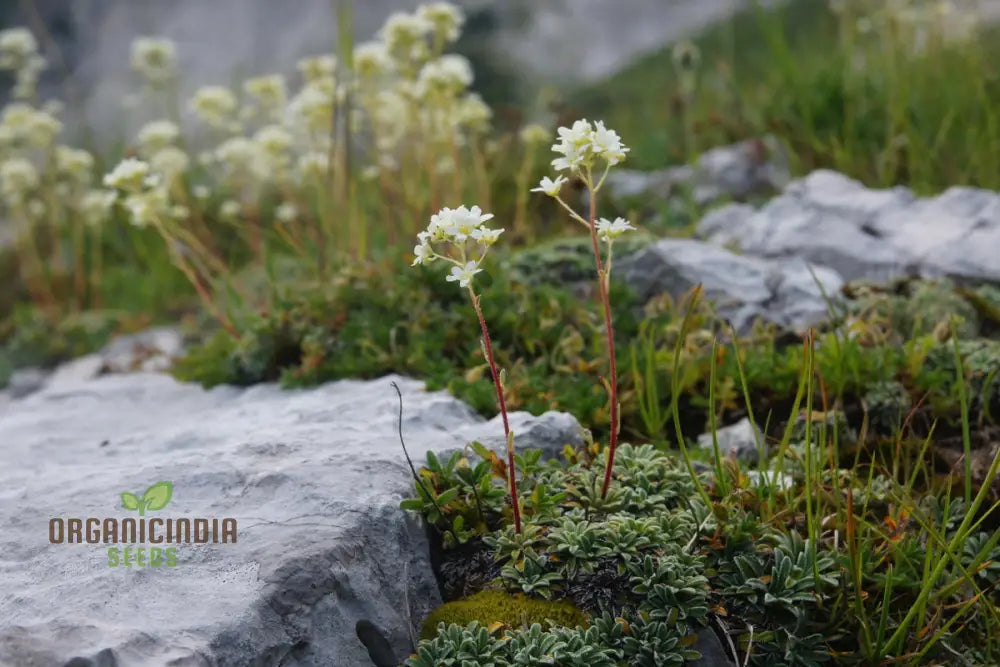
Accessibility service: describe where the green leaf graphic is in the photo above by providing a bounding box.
[121,492,140,511]
[142,481,173,512]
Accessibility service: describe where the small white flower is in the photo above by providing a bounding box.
[354,41,392,79]
[103,157,150,192]
[244,74,287,116]
[520,123,551,146]
[275,202,297,223]
[188,86,238,129]
[0,157,39,202]
[417,2,464,44]
[150,146,190,177]
[0,28,38,68]
[78,189,116,227]
[471,226,503,246]
[219,199,241,219]
[192,185,210,199]
[415,54,473,99]
[297,54,336,84]
[446,260,482,288]
[130,37,177,84]
[137,120,180,154]
[412,242,434,266]
[591,120,629,166]
[431,204,494,241]
[595,217,636,242]
[531,175,568,197]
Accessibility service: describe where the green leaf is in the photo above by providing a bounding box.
[121,492,140,511]
[400,499,424,511]
[436,488,459,506]
[142,481,173,511]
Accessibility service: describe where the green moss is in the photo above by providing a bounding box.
[505,232,655,287]
[420,589,589,640]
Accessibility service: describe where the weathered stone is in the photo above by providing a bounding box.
[697,417,765,465]
[619,238,844,334]
[100,327,185,374]
[690,627,737,667]
[605,137,790,208]
[697,170,1000,285]
[6,367,49,399]
[0,372,585,666]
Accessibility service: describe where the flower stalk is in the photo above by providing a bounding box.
[469,287,521,533]
[532,119,633,499]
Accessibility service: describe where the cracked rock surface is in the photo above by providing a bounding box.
[697,170,1000,285]
[0,370,584,666]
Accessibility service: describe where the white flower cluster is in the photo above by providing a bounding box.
[415,54,473,100]
[551,119,629,173]
[244,75,287,121]
[0,103,62,148]
[103,157,152,193]
[412,205,503,288]
[0,27,45,99]
[188,86,238,131]
[418,2,464,45]
[0,157,39,204]
[130,37,178,86]
[136,120,181,155]
[531,120,637,247]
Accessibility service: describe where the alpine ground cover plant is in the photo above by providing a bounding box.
[2,2,1000,664]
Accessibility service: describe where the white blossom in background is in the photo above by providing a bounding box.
[354,42,392,80]
[297,152,329,179]
[286,84,335,137]
[380,11,433,64]
[297,55,337,84]
[137,120,181,155]
[415,54,473,100]
[150,146,191,179]
[1,103,62,147]
[275,202,297,223]
[214,136,269,183]
[219,199,241,220]
[103,158,151,193]
[244,74,288,120]
[122,187,169,228]
[78,189,117,227]
[418,2,465,46]
[0,28,45,99]
[0,28,37,68]
[130,37,178,85]
[54,146,94,187]
[0,157,39,204]
[188,86,238,130]
[520,124,552,146]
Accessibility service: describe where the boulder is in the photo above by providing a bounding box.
[696,417,765,465]
[619,238,844,334]
[697,170,1000,285]
[0,371,585,666]
[604,137,791,209]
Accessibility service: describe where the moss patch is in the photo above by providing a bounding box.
[420,589,589,640]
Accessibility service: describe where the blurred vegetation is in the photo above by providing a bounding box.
[571,0,1000,193]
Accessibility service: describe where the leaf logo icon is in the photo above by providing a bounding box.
[120,481,173,515]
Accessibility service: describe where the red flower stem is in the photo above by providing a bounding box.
[470,289,522,533]
[586,186,619,499]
